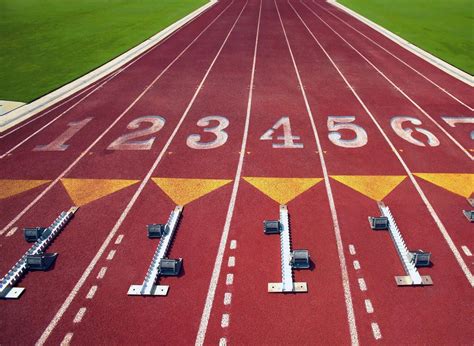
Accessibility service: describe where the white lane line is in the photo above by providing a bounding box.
[226,273,234,286]
[365,299,374,314]
[461,246,472,257]
[358,278,367,291]
[353,260,360,270]
[219,337,227,346]
[230,240,237,249]
[371,322,382,340]
[224,292,232,305]
[313,1,473,111]
[221,314,230,328]
[291,0,474,287]
[60,333,73,346]
[276,2,358,344]
[349,244,356,255]
[114,234,124,245]
[86,285,98,299]
[106,250,116,261]
[5,227,18,237]
[0,0,236,237]
[97,267,108,280]
[227,256,235,267]
[301,1,472,160]
[0,0,219,140]
[196,2,261,345]
[37,4,248,345]
[73,307,87,324]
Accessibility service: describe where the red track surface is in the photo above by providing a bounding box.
[0,1,472,344]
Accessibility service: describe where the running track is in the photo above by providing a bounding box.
[0,0,472,344]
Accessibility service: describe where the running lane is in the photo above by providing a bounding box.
[285,0,473,343]
[0,1,238,236]
[311,0,473,105]
[203,1,352,344]
[304,0,473,154]
[0,2,247,344]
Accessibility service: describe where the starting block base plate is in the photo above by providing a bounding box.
[1,287,25,299]
[395,276,433,286]
[127,285,169,296]
[268,282,307,293]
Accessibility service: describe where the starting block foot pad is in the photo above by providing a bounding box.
[395,276,433,286]
[127,284,169,296]
[268,282,308,293]
[1,287,25,299]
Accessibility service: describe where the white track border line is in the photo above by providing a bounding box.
[302,1,473,161]
[195,1,261,344]
[0,0,218,133]
[0,1,235,236]
[0,0,216,141]
[313,1,472,111]
[289,1,474,287]
[327,0,473,86]
[276,2,359,344]
[35,3,248,344]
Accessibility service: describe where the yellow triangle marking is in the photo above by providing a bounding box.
[414,173,474,198]
[330,175,406,201]
[61,178,140,206]
[152,178,232,205]
[243,177,322,204]
[0,179,51,200]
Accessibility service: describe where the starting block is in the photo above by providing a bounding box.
[266,205,310,293]
[0,207,78,299]
[128,206,183,297]
[147,224,166,238]
[370,202,432,287]
[24,227,48,242]
[464,198,474,222]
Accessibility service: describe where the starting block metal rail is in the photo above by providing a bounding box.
[266,205,308,293]
[128,206,183,296]
[463,198,474,222]
[372,202,432,286]
[0,207,79,299]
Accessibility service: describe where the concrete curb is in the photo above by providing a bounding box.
[0,0,218,133]
[328,0,473,87]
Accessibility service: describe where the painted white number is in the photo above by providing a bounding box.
[260,116,303,148]
[391,116,440,147]
[327,116,368,148]
[107,116,165,150]
[187,116,229,150]
[441,116,474,140]
[34,117,93,151]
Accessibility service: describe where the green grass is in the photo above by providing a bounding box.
[337,0,474,75]
[0,0,207,102]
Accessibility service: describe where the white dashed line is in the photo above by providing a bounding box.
[371,322,382,340]
[5,227,18,237]
[106,250,116,260]
[60,333,73,346]
[224,292,232,305]
[230,240,237,249]
[86,285,98,299]
[219,337,227,346]
[221,314,230,328]
[226,273,234,285]
[97,267,108,280]
[358,278,367,291]
[349,244,356,255]
[228,256,235,267]
[365,299,374,314]
[115,234,124,245]
[461,246,472,257]
[353,260,360,270]
[73,307,87,324]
